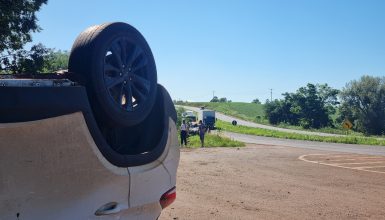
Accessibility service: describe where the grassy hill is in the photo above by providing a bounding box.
[181,102,365,136]
[184,102,266,123]
[179,102,384,138]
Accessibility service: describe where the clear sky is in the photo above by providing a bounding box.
[31,0,385,102]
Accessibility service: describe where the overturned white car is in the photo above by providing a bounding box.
[0,22,179,219]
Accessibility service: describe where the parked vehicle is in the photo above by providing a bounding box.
[0,22,179,220]
[198,109,216,130]
[182,110,197,123]
[188,122,199,135]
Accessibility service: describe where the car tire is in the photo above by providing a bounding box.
[68,22,157,127]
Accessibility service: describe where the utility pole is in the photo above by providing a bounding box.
[213,90,215,99]
[270,89,273,101]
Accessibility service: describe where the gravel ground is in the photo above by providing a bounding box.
[159,144,385,220]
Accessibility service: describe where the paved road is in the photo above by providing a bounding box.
[179,105,342,137]
[222,131,385,156]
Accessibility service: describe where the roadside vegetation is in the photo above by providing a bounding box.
[273,123,364,136]
[176,107,244,148]
[182,102,267,123]
[264,83,339,129]
[264,80,385,136]
[179,101,353,135]
[186,133,245,148]
[179,76,385,137]
[0,0,69,74]
[216,120,385,146]
[338,76,385,135]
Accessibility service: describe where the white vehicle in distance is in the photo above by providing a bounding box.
[182,110,197,122]
[0,22,179,219]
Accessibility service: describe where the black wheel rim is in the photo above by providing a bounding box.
[103,37,152,112]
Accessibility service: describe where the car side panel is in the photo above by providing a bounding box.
[0,113,131,220]
[128,118,180,208]
[160,119,180,187]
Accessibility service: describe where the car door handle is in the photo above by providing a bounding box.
[95,202,122,216]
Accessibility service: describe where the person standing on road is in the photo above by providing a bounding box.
[198,120,206,148]
[180,120,188,146]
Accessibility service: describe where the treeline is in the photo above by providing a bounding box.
[210,96,231,103]
[265,76,385,135]
[0,44,69,74]
[0,0,69,74]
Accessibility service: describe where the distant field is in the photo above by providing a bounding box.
[184,102,266,123]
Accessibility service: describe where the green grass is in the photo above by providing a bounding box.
[216,120,385,146]
[185,102,266,123]
[177,106,244,148]
[184,133,245,148]
[274,122,364,136]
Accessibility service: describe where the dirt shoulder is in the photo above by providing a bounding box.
[160,144,385,220]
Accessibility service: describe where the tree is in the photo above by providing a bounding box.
[0,43,66,74]
[339,75,385,135]
[1,45,69,74]
[252,98,261,104]
[264,83,339,128]
[289,83,339,128]
[264,98,299,125]
[0,0,47,53]
[0,0,48,73]
[219,97,227,102]
[210,96,219,102]
[44,50,69,72]
[2,43,50,73]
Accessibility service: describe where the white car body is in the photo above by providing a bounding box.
[0,21,180,220]
[0,80,179,220]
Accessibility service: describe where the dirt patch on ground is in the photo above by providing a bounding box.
[159,144,385,219]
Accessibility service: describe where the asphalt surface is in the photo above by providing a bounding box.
[222,131,385,156]
[180,105,342,137]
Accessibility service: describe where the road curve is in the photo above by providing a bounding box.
[222,131,385,156]
[179,105,342,137]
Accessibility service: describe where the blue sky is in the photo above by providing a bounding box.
[31,0,385,102]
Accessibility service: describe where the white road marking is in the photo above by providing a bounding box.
[298,154,385,174]
[326,159,363,162]
[354,165,385,169]
[325,157,383,162]
[330,161,385,165]
[312,154,355,158]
